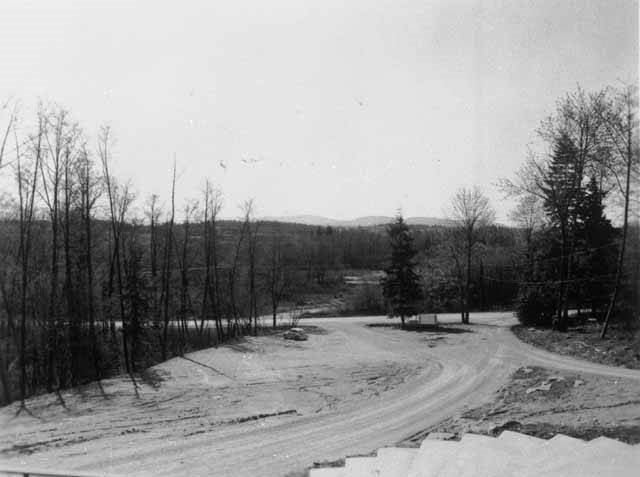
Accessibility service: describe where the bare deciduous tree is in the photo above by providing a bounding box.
[0,99,16,171]
[100,126,135,372]
[78,145,102,379]
[243,200,260,334]
[267,228,288,329]
[146,194,162,325]
[176,198,198,349]
[200,180,223,338]
[448,187,495,324]
[228,200,251,335]
[16,111,42,409]
[508,194,545,279]
[599,85,639,338]
[161,160,176,361]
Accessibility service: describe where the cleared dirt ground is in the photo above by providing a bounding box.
[1,312,639,477]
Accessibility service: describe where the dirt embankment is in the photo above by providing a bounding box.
[401,365,640,446]
[513,323,640,369]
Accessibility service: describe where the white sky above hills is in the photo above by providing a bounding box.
[0,0,637,223]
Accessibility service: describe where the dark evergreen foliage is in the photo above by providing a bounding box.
[541,133,580,228]
[514,285,556,327]
[382,215,423,327]
[574,177,618,317]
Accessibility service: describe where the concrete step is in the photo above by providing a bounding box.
[376,447,417,477]
[540,454,640,477]
[309,467,346,477]
[438,432,547,477]
[406,439,459,477]
[309,432,636,477]
[588,436,633,453]
[498,433,588,476]
[547,433,588,450]
[520,446,640,477]
[518,435,638,477]
[497,429,546,450]
[344,457,377,477]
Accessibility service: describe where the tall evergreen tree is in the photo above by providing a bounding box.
[575,176,617,317]
[541,132,581,329]
[542,133,580,227]
[382,215,422,328]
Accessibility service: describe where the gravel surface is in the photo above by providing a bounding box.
[1,312,639,477]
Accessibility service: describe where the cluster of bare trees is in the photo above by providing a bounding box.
[0,103,303,407]
[0,100,404,407]
[405,84,637,332]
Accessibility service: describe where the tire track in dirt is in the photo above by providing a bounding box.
[2,312,639,477]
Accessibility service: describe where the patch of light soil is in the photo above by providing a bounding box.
[0,325,424,462]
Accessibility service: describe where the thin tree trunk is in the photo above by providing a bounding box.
[211,214,222,340]
[162,162,176,361]
[115,220,129,373]
[465,235,471,324]
[248,221,259,335]
[601,105,633,338]
[63,148,74,387]
[100,129,130,373]
[148,195,160,327]
[44,156,60,392]
[229,219,249,335]
[178,208,192,354]
[554,221,569,331]
[272,306,277,329]
[0,350,10,404]
[17,124,41,407]
[200,186,210,335]
[83,154,100,380]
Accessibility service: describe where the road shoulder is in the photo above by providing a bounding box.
[399,365,640,446]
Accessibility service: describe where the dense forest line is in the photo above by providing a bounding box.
[0,83,638,407]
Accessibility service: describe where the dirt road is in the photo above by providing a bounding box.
[1,312,639,476]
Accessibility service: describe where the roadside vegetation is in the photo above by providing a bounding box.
[513,324,640,369]
[382,84,639,355]
[502,86,638,336]
[499,86,639,369]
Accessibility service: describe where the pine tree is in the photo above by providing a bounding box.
[541,132,581,329]
[542,133,580,231]
[382,215,422,328]
[576,176,617,317]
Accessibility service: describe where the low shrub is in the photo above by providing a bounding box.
[339,283,386,315]
[515,286,555,327]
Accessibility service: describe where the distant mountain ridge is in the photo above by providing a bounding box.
[260,215,453,227]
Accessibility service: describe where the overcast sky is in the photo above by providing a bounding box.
[0,0,637,221]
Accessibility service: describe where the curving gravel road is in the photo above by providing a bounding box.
[1,312,638,477]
